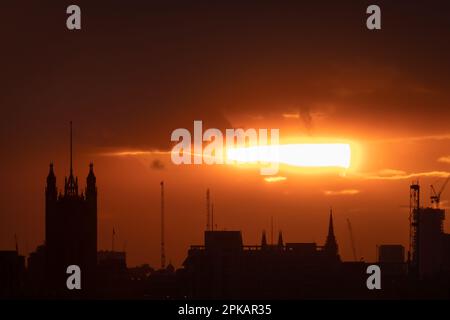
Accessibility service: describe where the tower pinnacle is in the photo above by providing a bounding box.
[65,121,78,196]
[261,230,267,248]
[324,208,339,258]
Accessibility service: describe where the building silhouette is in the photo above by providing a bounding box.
[179,211,358,299]
[409,182,450,279]
[44,124,97,295]
[0,251,25,298]
[3,134,450,299]
[411,207,446,277]
[96,250,129,297]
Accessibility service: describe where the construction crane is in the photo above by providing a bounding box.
[430,176,450,208]
[346,218,357,261]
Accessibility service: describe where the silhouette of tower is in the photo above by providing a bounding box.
[261,231,268,249]
[323,209,340,260]
[277,231,284,249]
[45,123,97,295]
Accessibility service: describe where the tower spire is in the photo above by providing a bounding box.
[328,208,335,237]
[324,207,339,258]
[261,230,267,248]
[277,230,284,248]
[65,121,78,196]
[160,181,166,269]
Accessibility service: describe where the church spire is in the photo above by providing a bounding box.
[47,162,56,184]
[261,230,267,249]
[277,231,284,248]
[324,208,339,258]
[328,209,335,238]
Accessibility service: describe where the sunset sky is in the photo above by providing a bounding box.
[1,1,450,267]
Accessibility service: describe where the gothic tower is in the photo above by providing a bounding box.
[45,123,98,295]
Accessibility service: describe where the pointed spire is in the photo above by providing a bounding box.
[324,208,339,258]
[87,162,96,183]
[65,121,78,197]
[277,230,284,248]
[46,163,57,200]
[47,162,56,183]
[86,162,97,203]
[261,230,267,248]
[328,208,335,237]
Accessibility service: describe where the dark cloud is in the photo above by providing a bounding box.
[150,159,165,170]
[1,0,450,154]
[299,106,313,134]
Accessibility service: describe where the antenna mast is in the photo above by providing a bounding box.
[70,121,73,174]
[346,219,357,261]
[112,228,115,251]
[206,188,211,231]
[14,234,19,254]
[211,203,214,232]
[160,181,166,269]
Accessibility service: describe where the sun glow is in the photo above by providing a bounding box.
[227,144,351,169]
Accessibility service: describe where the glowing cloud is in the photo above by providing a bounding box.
[100,150,170,157]
[324,189,360,196]
[358,169,450,180]
[438,156,450,164]
[264,176,287,183]
[282,112,300,119]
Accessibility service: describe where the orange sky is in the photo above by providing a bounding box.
[2,120,449,267]
[1,1,450,268]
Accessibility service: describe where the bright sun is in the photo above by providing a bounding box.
[226,144,351,169]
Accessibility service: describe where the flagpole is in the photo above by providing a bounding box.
[112,228,115,252]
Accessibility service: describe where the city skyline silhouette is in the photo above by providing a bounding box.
[1,123,450,299]
[1,0,450,300]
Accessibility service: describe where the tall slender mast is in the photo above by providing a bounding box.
[112,228,115,251]
[211,203,214,232]
[70,121,73,174]
[271,216,274,245]
[14,234,18,254]
[160,181,166,269]
[206,188,211,231]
